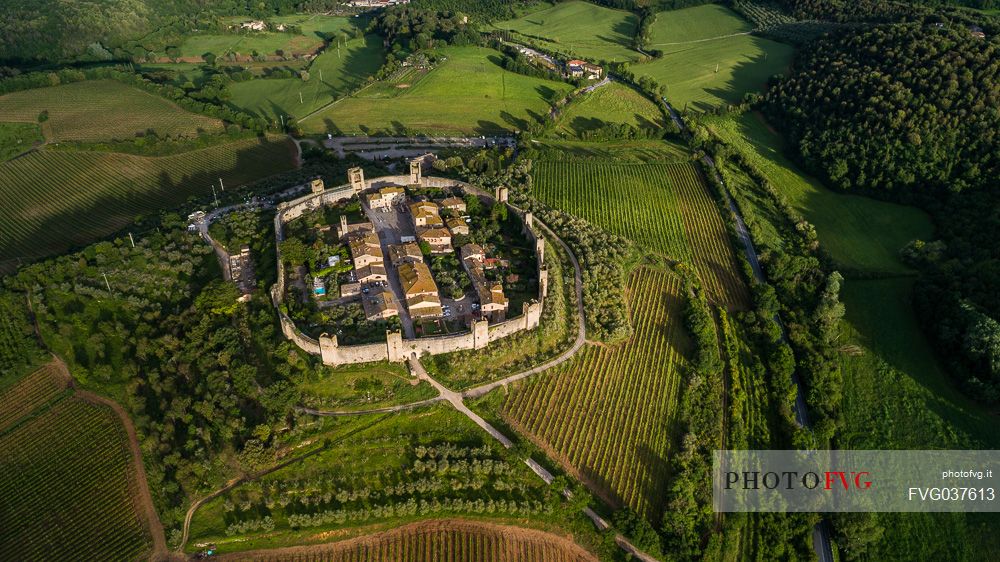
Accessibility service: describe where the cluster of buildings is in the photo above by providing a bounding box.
[461,244,508,323]
[406,196,469,254]
[566,59,603,80]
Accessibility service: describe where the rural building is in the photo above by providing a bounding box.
[348,230,383,268]
[389,242,423,265]
[397,261,443,318]
[362,287,399,320]
[446,217,469,236]
[409,201,444,228]
[355,263,388,284]
[970,25,986,39]
[340,282,361,298]
[240,20,267,31]
[366,186,405,210]
[439,196,467,213]
[461,243,508,322]
[417,226,453,254]
[566,59,602,80]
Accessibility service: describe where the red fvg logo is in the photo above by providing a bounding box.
[724,471,873,490]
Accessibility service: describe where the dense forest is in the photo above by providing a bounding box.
[764,23,1000,404]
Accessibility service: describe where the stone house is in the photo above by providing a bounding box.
[446,217,469,236]
[439,196,467,213]
[398,261,443,318]
[348,230,383,269]
[389,242,423,265]
[366,186,405,210]
[417,226,452,254]
[409,201,443,228]
[362,287,399,320]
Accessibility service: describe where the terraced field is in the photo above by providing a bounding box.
[501,268,690,521]
[0,80,224,142]
[0,137,296,269]
[533,159,749,309]
[216,519,597,561]
[0,396,151,561]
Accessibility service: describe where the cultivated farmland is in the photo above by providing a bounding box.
[0,137,296,269]
[0,80,224,142]
[632,5,793,110]
[303,46,573,135]
[492,1,640,62]
[0,362,69,432]
[229,34,385,121]
[501,268,690,521]
[554,82,667,138]
[215,519,597,561]
[0,396,151,561]
[533,159,749,309]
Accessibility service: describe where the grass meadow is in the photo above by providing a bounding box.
[299,361,437,412]
[554,82,667,138]
[229,34,385,121]
[704,113,934,274]
[492,1,641,62]
[632,5,792,110]
[0,137,295,269]
[0,80,224,143]
[302,46,574,136]
[0,121,42,161]
[178,15,357,58]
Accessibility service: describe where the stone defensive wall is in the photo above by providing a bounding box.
[271,168,547,367]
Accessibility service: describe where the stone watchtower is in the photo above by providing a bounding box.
[409,158,422,184]
[310,177,325,194]
[348,167,365,194]
[495,186,509,203]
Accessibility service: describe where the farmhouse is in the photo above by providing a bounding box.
[409,201,444,228]
[397,261,443,318]
[446,217,469,236]
[389,242,423,265]
[362,287,399,320]
[347,230,383,269]
[239,20,267,31]
[566,59,603,80]
[366,186,405,210]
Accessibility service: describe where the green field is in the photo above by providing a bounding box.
[0,122,42,161]
[0,80,224,142]
[0,137,295,269]
[492,1,641,62]
[704,113,934,273]
[554,82,666,138]
[0,393,151,561]
[302,46,574,136]
[229,35,385,121]
[178,15,357,59]
[499,268,688,521]
[533,156,750,309]
[299,361,437,412]
[632,5,793,110]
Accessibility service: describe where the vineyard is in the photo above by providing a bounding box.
[0,137,296,269]
[0,395,151,561]
[501,268,690,521]
[532,159,749,309]
[0,363,70,432]
[216,519,597,561]
[0,80,224,142]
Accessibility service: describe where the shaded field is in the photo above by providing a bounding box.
[0,362,70,433]
[501,268,689,521]
[300,361,438,412]
[230,34,386,121]
[303,46,573,136]
[554,82,666,138]
[0,80,224,142]
[533,158,749,309]
[0,395,151,561]
[633,5,792,110]
[214,519,597,561]
[704,113,933,273]
[492,1,640,62]
[0,137,296,269]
